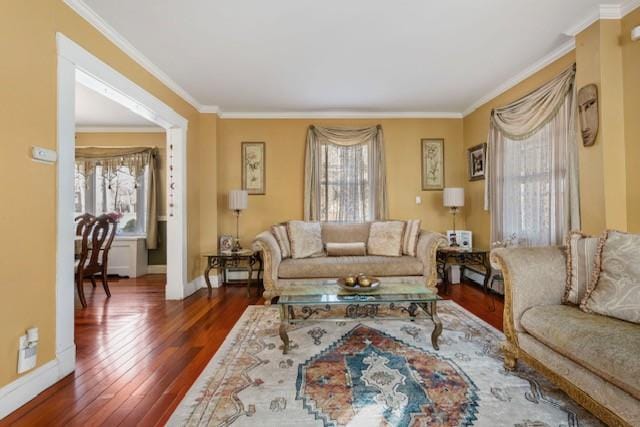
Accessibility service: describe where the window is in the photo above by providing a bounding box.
[319,142,371,222]
[74,164,148,235]
[500,125,567,247]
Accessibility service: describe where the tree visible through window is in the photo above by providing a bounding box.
[74,164,147,235]
[319,143,371,222]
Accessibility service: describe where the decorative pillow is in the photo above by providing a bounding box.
[368,221,405,257]
[581,230,640,324]
[402,219,421,257]
[271,225,291,259]
[563,231,599,305]
[326,242,366,257]
[287,221,324,259]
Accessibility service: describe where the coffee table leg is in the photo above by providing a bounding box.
[279,304,290,354]
[430,301,443,351]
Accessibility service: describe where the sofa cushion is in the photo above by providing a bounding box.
[563,231,598,305]
[287,221,324,259]
[368,221,405,257]
[520,304,640,399]
[321,222,370,244]
[278,255,423,279]
[581,230,640,324]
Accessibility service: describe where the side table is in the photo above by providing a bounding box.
[202,249,262,297]
[436,247,492,294]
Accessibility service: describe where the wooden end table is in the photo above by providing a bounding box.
[202,249,262,297]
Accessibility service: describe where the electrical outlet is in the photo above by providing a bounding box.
[17,333,38,374]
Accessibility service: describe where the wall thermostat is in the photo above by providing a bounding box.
[31,146,57,164]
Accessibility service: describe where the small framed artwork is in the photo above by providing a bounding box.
[219,235,234,253]
[242,141,266,195]
[447,230,473,250]
[421,138,444,191]
[468,143,487,181]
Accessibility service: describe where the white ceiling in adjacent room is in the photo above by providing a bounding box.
[75,82,161,128]
[78,0,631,115]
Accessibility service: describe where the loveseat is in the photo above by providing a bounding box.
[253,221,446,303]
[491,246,640,427]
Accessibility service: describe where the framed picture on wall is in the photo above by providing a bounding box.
[241,141,266,195]
[468,143,487,181]
[421,138,444,191]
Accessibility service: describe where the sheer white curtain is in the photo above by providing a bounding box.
[305,125,387,221]
[486,65,580,246]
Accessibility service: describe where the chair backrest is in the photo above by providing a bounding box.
[75,213,95,237]
[81,214,117,273]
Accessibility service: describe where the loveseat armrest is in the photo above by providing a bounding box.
[252,231,282,304]
[416,231,447,291]
[491,246,566,340]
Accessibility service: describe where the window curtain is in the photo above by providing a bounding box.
[304,125,387,221]
[485,65,580,246]
[75,146,159,249]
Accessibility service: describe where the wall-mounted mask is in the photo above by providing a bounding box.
[578,84,599,147]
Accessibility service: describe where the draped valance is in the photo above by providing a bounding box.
[304,125,388,221]
[490,64,576,140]
[75,146,157,178]
[75,146,159,249]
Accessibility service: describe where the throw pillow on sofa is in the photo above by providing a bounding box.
[580,230,640,324]
[271,224,291,259]
[368,221,405,257]
[402,219,421,257]
[563,231,599,305]
[326,242,366,256]
[287,220,324,259]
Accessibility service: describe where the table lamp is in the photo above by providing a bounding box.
[228,189,248,251]
[443,187,464,246]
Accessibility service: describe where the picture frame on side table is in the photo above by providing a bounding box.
[446,230,473,250]
[219,235,234,253]
[421,138,444,191]
[242,141,266,195]
[468,143,486,181]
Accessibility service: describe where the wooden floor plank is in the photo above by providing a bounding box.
[1,276,502,426]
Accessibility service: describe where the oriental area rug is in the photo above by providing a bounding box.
[168,302,601,427]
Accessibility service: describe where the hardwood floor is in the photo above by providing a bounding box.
[2,275,502,426]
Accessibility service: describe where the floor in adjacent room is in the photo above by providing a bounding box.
[2,275,503,426]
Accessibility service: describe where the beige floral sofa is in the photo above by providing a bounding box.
[491,246,640,427]
[253,222,446,303]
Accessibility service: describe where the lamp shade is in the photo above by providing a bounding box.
[443,187,464,208]
[228,189,248,210]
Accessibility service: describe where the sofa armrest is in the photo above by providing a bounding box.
[252,231,282,303]
[416,231,447,291]
[491,246,566,340]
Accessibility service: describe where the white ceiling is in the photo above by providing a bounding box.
[75,82,161,128]
[76,0,633,116]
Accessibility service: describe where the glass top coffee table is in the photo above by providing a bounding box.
[276,282,442,354]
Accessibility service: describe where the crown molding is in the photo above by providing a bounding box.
[63,0,205,112]
[564,1,640,36]
[75,126,165,133]
[462,39,575,117]
[199,105,220,114]
[218,111,463,119]
[621,0,640,16]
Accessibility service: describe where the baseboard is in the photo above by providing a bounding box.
[147,265,167,274]
[0,344,75,419]
[184,274,220,298]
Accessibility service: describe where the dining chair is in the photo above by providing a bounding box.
[75,214,117,308]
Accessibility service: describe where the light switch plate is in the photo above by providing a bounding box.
[415,196,422,204]
[31,146,57,164]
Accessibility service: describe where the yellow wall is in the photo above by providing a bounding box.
[75,132,167,216]
[462,53,577,248]
[217,119,465,247]
[622,9,640,232]
[0,2,215,387]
